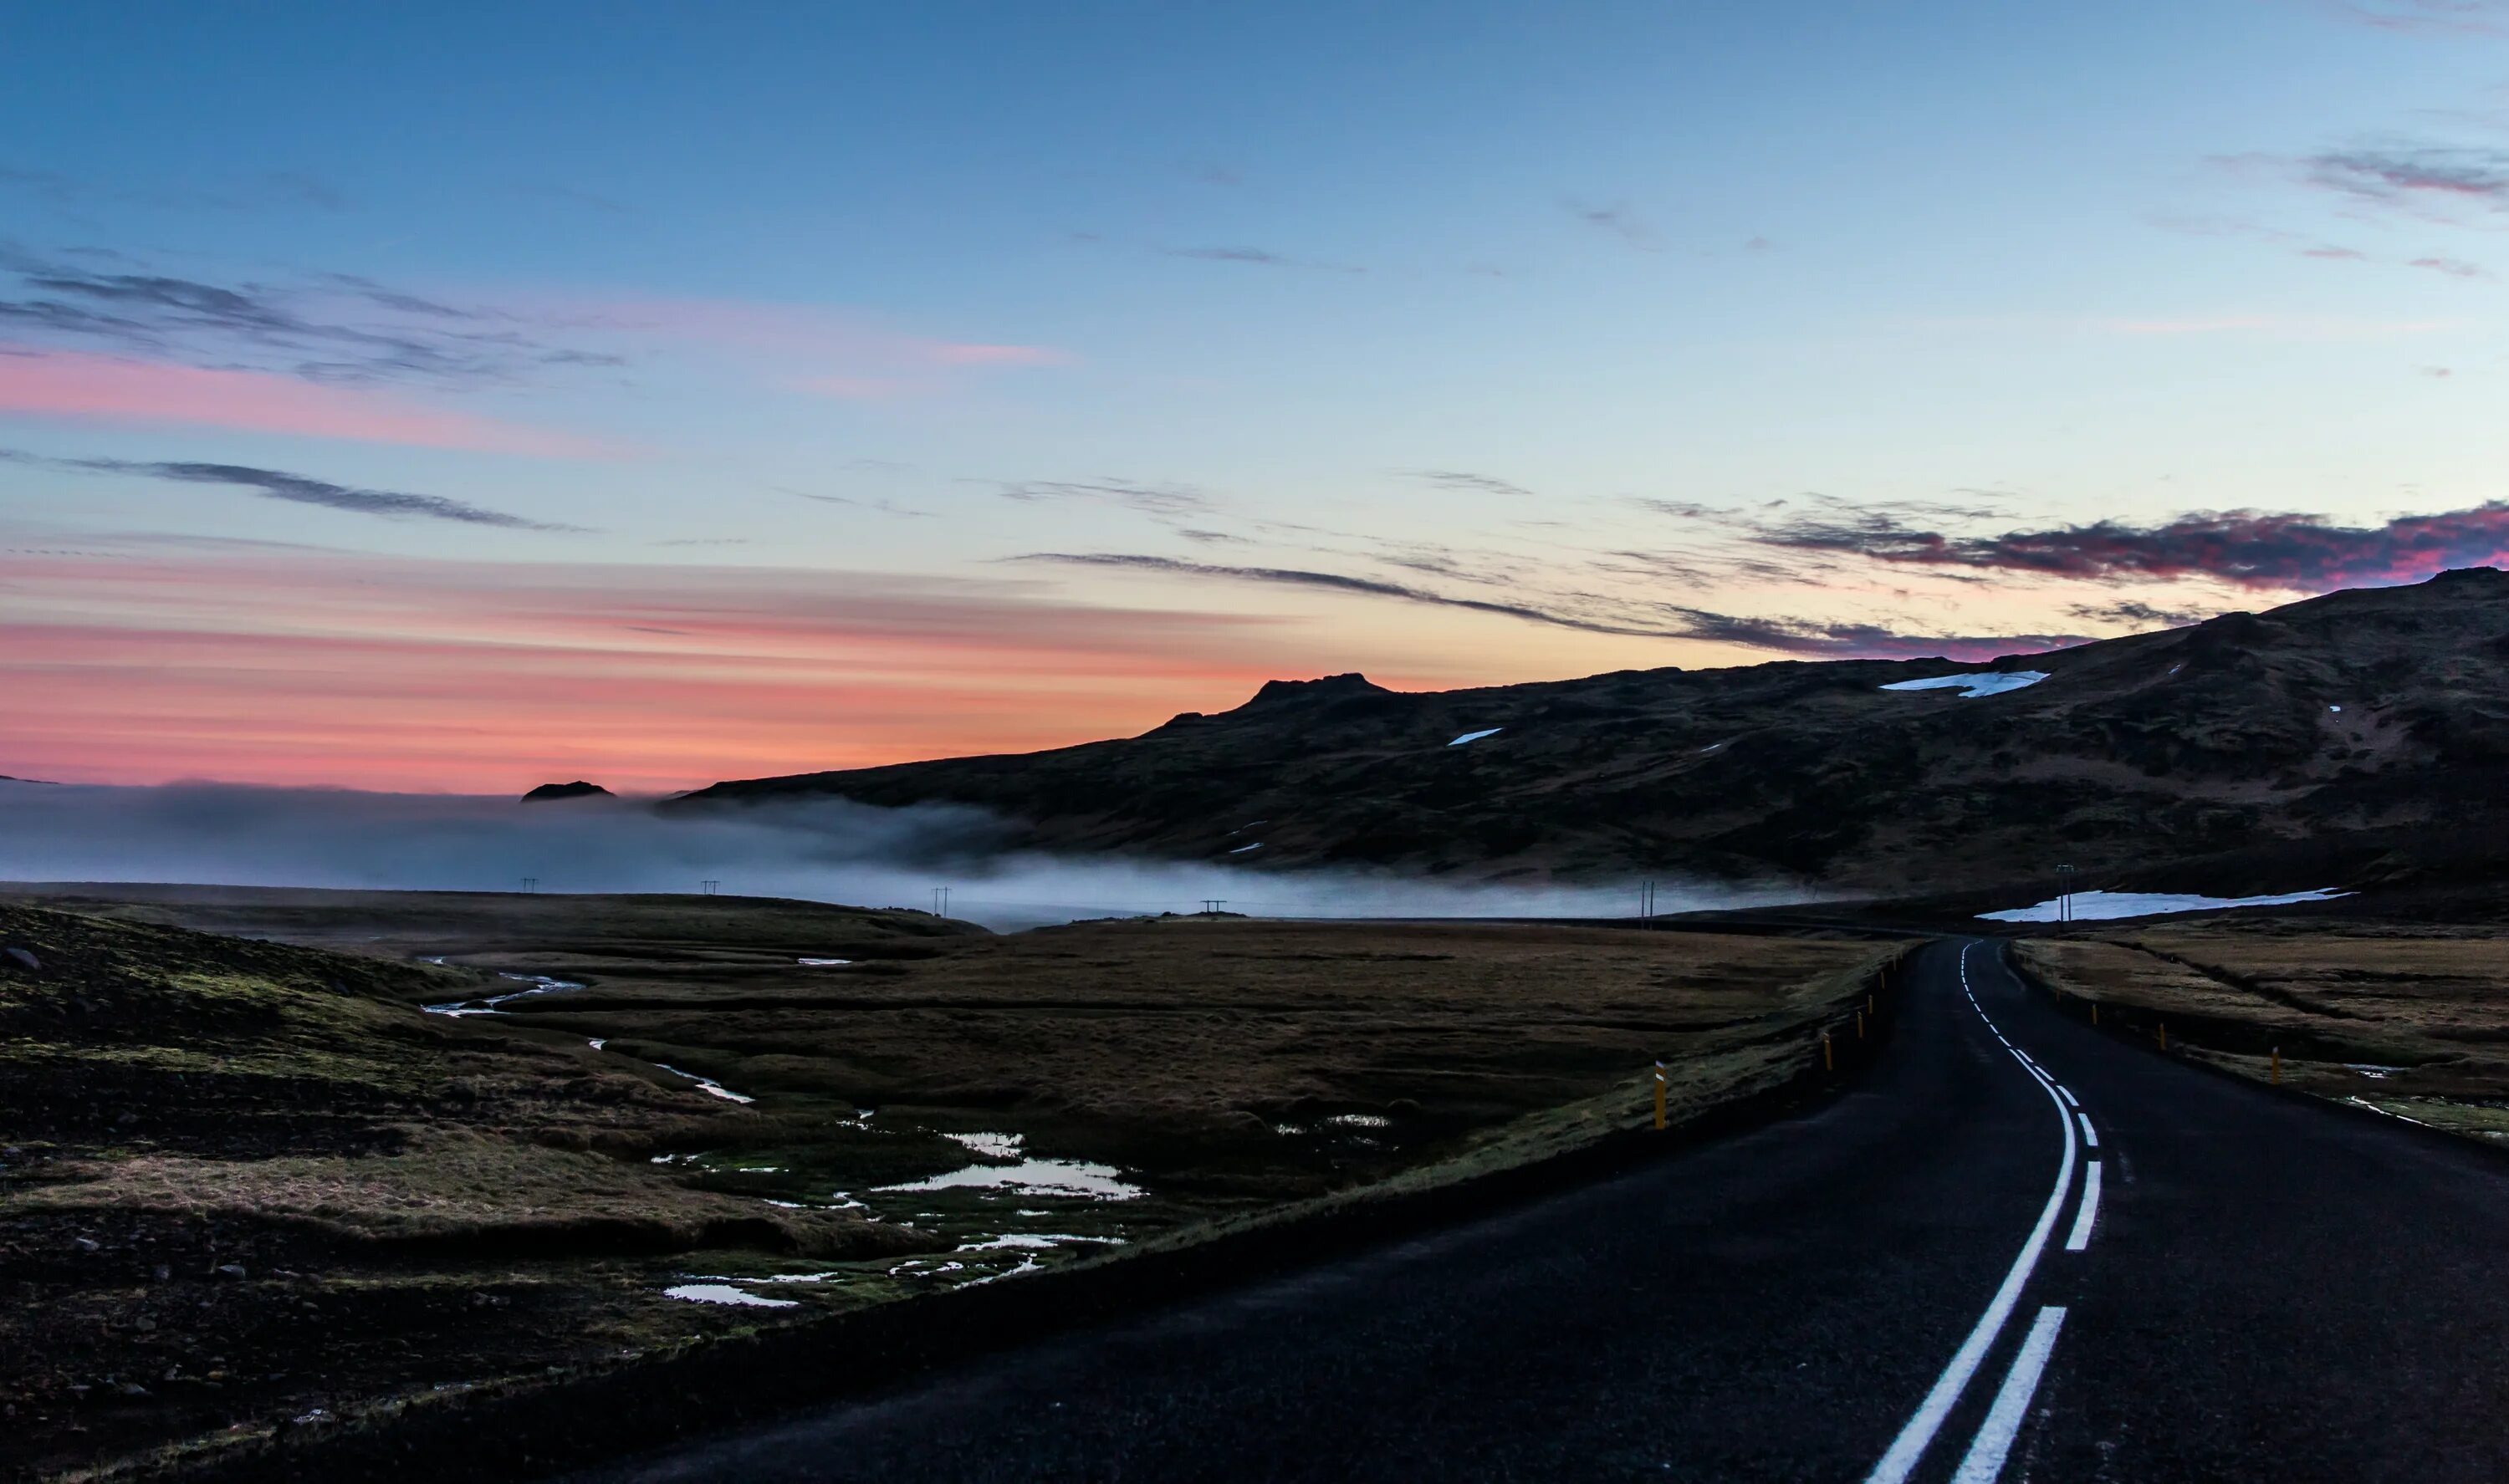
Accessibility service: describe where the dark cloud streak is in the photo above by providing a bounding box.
[1013,552,2077,659]
[1755,502,2509,591]
[0,449,579,530]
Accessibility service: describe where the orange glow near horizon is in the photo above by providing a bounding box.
[3,544,1667,793]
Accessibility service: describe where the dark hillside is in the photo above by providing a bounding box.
[676,569,2509,894]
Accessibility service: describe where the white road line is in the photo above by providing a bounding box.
[2078,1112,2098,1148]
[1949,1306,2070,1483]
[2065,1161,2102,1252]
[1864,946,2081,1484]
[2057,1085,2079,1109]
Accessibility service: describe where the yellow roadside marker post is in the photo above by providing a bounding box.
[1653,1061,1668,1131]
[1868,994,1875,1018]
[2092,1002,2100,1026]
[1822,1031,1834,1073]
[1856,1009,1866,1039]
[2271,1046,2281,1085]
[2159,1022,2169,1052]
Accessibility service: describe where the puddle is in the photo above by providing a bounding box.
[945,1131,1025,1159]
[587,1038,607,1051]
[961,1256,1044,1286]
[955,1232,1122,1252]
[2344,1064,2407,1079]
[1326,1113,1390,1129]
[663,1283,799,1308]
[653,1063,755,1104]
[422,972,585,1017]
[887,1258,968,1278]
[797,957,853,966]
[876,1157,1144,1201]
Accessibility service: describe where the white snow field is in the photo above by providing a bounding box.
[1979,888,2351,922]
[1878,671,2049,698]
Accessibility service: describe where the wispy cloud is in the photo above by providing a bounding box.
[2064,599,2210,629]
[0,344,607,453]
[1405,469,1534,499]
[1012,551,2076,658]
[0,448,581,530]
[1015,551,1651,635]
[1157,245,1363,273]
[996,480,1217,518]
[567,295,1073,400]
[2409,254,2492,278]
[1561,197,1662,251]
[0,248,616,388]
[2312,0,2509,33]
[2307,144,2509,212]
[0,163,345,212]
[780,488,937,520]
[1755,502,2509,591]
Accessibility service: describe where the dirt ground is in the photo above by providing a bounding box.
[2016,920,2509,1142]
[0,885,1893,1481]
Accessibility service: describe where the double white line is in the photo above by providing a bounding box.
[1865,944,2101,1484]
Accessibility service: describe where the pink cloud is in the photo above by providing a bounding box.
[922,342,1071,368]
[0,345,606,456]
[553,295,1071,395]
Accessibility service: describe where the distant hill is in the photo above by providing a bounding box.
[521,780,613,803]
[674,569,2509,895]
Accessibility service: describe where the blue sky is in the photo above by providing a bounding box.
[4,1,2506,787]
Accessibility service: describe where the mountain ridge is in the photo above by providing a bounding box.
[674,569,2509,894]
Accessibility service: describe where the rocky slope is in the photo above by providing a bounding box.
[675,569,2509,894]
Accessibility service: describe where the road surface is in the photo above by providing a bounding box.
[572,938,2509,1482]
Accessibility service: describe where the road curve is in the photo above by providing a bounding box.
[568,939,2509,1483]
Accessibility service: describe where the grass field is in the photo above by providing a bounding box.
[0,885,1895,1480]
[2016,922,2509,1142]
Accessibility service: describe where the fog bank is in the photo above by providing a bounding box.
[0,782,1796,930]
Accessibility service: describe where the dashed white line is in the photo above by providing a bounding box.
[1863,946,2081,1484]
[2067,1161,2103,1252]
[1950,1305,2070,1483]
[2078,1112,2098,1148]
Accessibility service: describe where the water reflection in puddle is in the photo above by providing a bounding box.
[663,1283,799,1308]
[652,1063,755,1104]
[876,1157,1143,1201]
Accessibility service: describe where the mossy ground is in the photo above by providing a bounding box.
[1,887,1890,1481]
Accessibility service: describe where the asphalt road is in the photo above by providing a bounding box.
[573,939,2509,1483]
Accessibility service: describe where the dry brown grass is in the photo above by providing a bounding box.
[15,1129,929,1260]
[2017,924,2509,1142]
[1,887,1893,1481]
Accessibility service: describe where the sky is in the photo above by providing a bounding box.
[5,0,2508,792]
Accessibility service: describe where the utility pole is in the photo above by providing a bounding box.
[931,886,951,917]
[1200,899,1226,915]
[520,876,538,895]
[701,879,719,896]
[2056,863,2076,924]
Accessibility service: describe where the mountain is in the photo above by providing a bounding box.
[521,779,614,803]
[675,569,2509,894]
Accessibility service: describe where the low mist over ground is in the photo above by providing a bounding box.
[0,782,1783,929]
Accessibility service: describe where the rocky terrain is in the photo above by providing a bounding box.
[677,569,2509,897]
